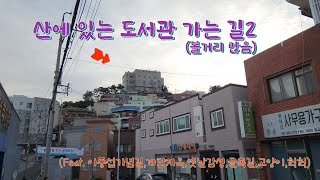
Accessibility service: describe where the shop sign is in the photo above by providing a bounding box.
[262,103,320,138]
[203,144,214,150]
[238,101,256,138]
[36,146,84,156]
[0,97,11,130]
[170,143,198,151]
[193,106,204,137]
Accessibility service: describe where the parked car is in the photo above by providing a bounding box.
[137,173,170,180]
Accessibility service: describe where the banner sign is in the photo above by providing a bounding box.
[36,146,84,156]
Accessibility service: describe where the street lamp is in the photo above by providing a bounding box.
[82,134,95,180]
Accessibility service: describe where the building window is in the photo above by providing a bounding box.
[128,145,132,152]
[83,144,89,151]
[20,102,23,105]
[268,64,316,103]
[311,0,320,23]
[142,129,146,138]
[150,129,154,137]
[95,125,101,132]
[210,108,224,129]
[149,111,154,119]
[116,145,123,153]
[156,119,170,135]
[94,144,101,150]
[116,145,132,152]
[173,114,191,132]
[141,113,145,121]
[26,103,32,109]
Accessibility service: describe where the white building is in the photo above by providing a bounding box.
[9,95,59,145]
[122,69,164,93]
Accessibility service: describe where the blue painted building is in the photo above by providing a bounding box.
[0,83,21,180]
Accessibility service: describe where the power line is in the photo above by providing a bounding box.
[66,58,216,77]
[62,0,96,82]
[66,0,102,84]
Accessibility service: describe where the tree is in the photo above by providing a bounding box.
[61,101,74,108]
[162,85,169,93]
[117,84,125,93]
[61,100,93,109]
[93,87,110,101]
[209,85,222,92]
[83,91,93,101]
[110,85,118,94]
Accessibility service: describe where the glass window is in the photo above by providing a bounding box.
[156,119,170,135]
[279,73,296,99]
[269,78,282,102]
[142,129,146,138]
[268,64,316,103]
[295,65,316,96]
[173,114,191,132]
[141,113,146,121]
[116,145,124,153]
[210,109,224,129]
[94,144,101,150]
[26,103,32,109]
[149,111,154,119]
[95,125,101,132]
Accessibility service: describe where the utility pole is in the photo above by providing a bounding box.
[89,138,93,180]
[23,118,31,180]
[116,114,121,180]
[40,6,76,177]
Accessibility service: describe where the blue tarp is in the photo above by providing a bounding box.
[111,106,140,112]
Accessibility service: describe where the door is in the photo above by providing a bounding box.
[309,139,320,180]
[269,141,291,180]
[0,152,4,179]
[286,140,311,180]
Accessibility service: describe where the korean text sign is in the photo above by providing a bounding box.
[33,20,258,55]
[238,101,256,138]
[37,146,84,156]
[262,103,320,138]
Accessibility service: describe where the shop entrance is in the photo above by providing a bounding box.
[200,151,220,180]
[268,139,318,180]
[309,139,320,180]
[224,151,242,180]
[0,152,4,178]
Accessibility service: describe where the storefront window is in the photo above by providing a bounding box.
[175,158,192,180]
[286,140,311,180]
[269,140,312,180]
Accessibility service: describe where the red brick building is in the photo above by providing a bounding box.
[245,24,320,180]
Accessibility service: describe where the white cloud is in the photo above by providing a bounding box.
[0,0,314,101]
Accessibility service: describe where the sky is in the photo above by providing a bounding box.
[0,0,315,102]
